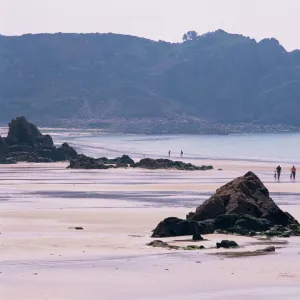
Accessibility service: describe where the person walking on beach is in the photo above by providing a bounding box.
[276,165,282,180]
[168,150,171,158]
[180,150,183,158]
[291,165,296,180]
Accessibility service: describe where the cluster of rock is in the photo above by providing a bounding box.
[147,240,205,251]
[147,239,276,254]
[0,117,214,172]
[131,158,213,171]
[152,172,300,238]
[68,156,213,171]
[0,117,78,164]
[68,154,134,169]
[0,117,135,167]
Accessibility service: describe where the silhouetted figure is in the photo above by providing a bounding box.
[291,165,296,180]
[168,150,171,158]
[180,150,183,158]
[276,165,282,180]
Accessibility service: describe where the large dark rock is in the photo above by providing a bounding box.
[0,117,78,164]
[151,172,300,237]
[131,158,213,171]
[192,172,298,226]
[151,217,214,238]
[6,116,53,147]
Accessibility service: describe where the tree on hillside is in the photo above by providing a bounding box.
[182,31,198,42]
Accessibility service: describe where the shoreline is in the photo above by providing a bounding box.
[3,125,300,165]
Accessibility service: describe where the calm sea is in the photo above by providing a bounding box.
[49,131,300,164]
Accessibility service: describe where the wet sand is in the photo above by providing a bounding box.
[0,161,300,299]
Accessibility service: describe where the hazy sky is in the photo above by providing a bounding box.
[2,0,300,50]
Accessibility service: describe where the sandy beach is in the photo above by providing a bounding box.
[1,160,300,299]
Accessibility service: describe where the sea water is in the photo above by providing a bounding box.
[49,130,300,164]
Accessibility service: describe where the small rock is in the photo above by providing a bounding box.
[68,226,84,230]
[216,240,239,249]
[147,240,169,248]
[192,233,204,241]
[147,240,180,250]
[258,246,276,252]
[183,245,205,250]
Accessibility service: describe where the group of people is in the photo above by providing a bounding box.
[168,150,183,158]
[275,165,296,180]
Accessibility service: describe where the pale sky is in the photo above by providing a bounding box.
[1,0,300,50]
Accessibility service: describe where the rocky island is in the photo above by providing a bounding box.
[152,172,300,238]
[0,117,78,164]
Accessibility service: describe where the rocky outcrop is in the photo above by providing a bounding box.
[0,117,78,164]
[192,172,292,224]
[68,155,113,169]
[131,158,213,171]
[6,116,53,147]
[152,172,300,237]
[67,154,134,169]
[68,156,212,171]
